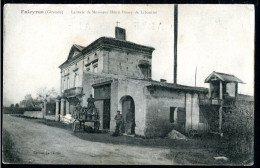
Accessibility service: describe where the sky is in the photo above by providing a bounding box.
[3,4,254,106]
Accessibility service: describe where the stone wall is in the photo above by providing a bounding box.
[24,111,43,119]
[24,111,56,121]
[145,90,186,137]
[145,90,209,138]
[44,115,56,121]
[113,78,149,136]
[102,49,151,79]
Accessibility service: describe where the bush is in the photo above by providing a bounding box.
[3,106,42,115]
[222,101,254,157]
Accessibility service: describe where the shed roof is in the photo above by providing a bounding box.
[147,80,208,93]
[204,71,244,83]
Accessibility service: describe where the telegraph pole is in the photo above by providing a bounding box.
[174,5,178,84]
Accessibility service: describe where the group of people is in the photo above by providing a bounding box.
[113,109,135,136]
[74,94,97,120]
[76,94,135,136]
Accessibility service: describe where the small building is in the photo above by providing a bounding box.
[55,27,246,137]
[200,71,245,132]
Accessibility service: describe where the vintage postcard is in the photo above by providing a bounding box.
[3,4,254,165]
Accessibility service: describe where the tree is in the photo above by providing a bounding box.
[10,104,14,108]
[36,87,58,103]
[15,103,19,108]
[19,94,34,107]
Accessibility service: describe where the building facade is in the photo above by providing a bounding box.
[56,27,245,138]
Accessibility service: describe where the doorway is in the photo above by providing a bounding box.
[93,83,111,130]
[120,96,135,134]
[103,99,110,129]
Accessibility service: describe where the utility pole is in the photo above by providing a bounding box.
[174,5,178,84]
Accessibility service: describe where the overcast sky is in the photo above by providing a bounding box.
[3,4,254,105]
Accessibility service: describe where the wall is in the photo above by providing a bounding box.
[60,48,104,94]
[145,89,209,138]
[112,78,148,136]
[145,89,186,137]
[82,72,113,107]
[24,111,43,118]
[102,49,151,79]
[185,93,209,133]
[83,49,103,74]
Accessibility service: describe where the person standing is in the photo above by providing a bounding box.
[113,110,124,136]
[87,94,95,109]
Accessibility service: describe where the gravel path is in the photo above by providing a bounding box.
[3,114,174,165]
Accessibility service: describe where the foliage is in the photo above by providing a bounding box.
[19,94,35,107]
[36,87,58,103]
[18,88,58,109]
[3,106,42,114]
[222,101,254,157]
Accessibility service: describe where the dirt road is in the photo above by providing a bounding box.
[3,114,174,165]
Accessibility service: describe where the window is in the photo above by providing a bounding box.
[226,83,236,97]
[74,74,78,87]
[67,78,70,89]
[63,79,66,90]
[170,107,176,123]
[93,63,98,73]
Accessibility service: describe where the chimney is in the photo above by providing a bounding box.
[160,79,167,83]
[115,27,126,40]
[173,4,178,84]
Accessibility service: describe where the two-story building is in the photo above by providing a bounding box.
[56,27,245,138]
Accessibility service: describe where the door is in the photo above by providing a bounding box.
[103,99,110,129]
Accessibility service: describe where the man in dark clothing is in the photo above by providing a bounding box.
[87,94,95,109]
[86,94,95,120]
[112,110,124,136]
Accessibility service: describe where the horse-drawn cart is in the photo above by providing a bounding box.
[71,105,100,132]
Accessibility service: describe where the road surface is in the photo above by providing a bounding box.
[3,114,174,165]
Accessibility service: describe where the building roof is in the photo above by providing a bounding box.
[204,71,244,83]
[73,44,84,51]
[82,71,208,93]
[59,37,155,69]
[147,80,208,93]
